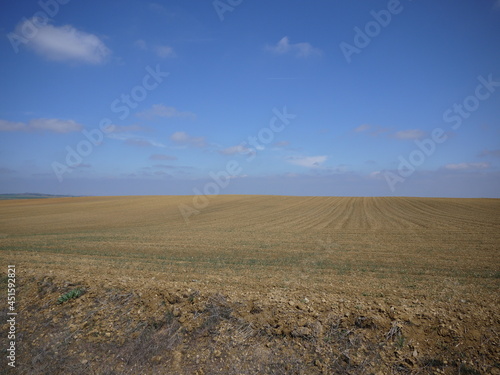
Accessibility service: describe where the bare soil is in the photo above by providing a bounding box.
[0,196,499,374]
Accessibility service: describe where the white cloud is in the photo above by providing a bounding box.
[105,124,147,133]
[266,36,322,58]
[125,138,165,148]
[155,45,176,58]
[170,131,206,148]
[150,154,177,161]
[273,140,290,148]
[137,104,195,120]
[0,120,25,132]
[0,118,83,133]
[107,133,165,148]
[17,19,111,64]
[369,171,383,179]
[219,144,253,155]
[134,40,176,58]
[29,118,83,133]
[134,39,148,50]
[154,170,170,177]
[153,164,176,169]
[444,162,490,170]
[353,124,390,137]
[479,149,500,158]
[148,3,169,14]
[354,124,371,133]
[287,155,327,168]
[393,129,426,140]
[69,163,91,170]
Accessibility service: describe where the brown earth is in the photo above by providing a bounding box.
[0,195,499,374]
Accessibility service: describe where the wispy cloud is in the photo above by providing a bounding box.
[478,149,500,158]
[353,124,390,137]
[392,129,426,140]
[273,140,290,148]
[170,131,206,148]
[134,39,148,50]
[134,40,176,59]
[69,163,91,170]
[369,171,383,179]
[155,45,176,58]
[152,164,193,174]
[148,2,170,15]
[137,104,196,120]
[219,144,253,156]
[443,162,490,170]
[17,19,111,64]
[124,138,165,148]
[154,170,170,177]
[266,36,322,58]
[0,118,83,133]
[106,124,148,133]
[354,124,371,133]
[107,133,165,148]
[153,164,176,169]
[0,120,25,132]
[150,154,177,161]
[287,155,327,168]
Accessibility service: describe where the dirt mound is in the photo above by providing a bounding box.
[3,272,498,375]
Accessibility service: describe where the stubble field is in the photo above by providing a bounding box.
[0,196,499,374]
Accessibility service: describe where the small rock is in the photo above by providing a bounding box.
[291,326,311,338]
[296,303,306,310]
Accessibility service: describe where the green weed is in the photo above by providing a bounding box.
[57,288,84,304]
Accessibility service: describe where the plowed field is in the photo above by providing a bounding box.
[1,196,499,374]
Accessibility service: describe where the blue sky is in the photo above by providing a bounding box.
[0,0,499,197]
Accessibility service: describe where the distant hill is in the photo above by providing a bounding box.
[0,193,77,200]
